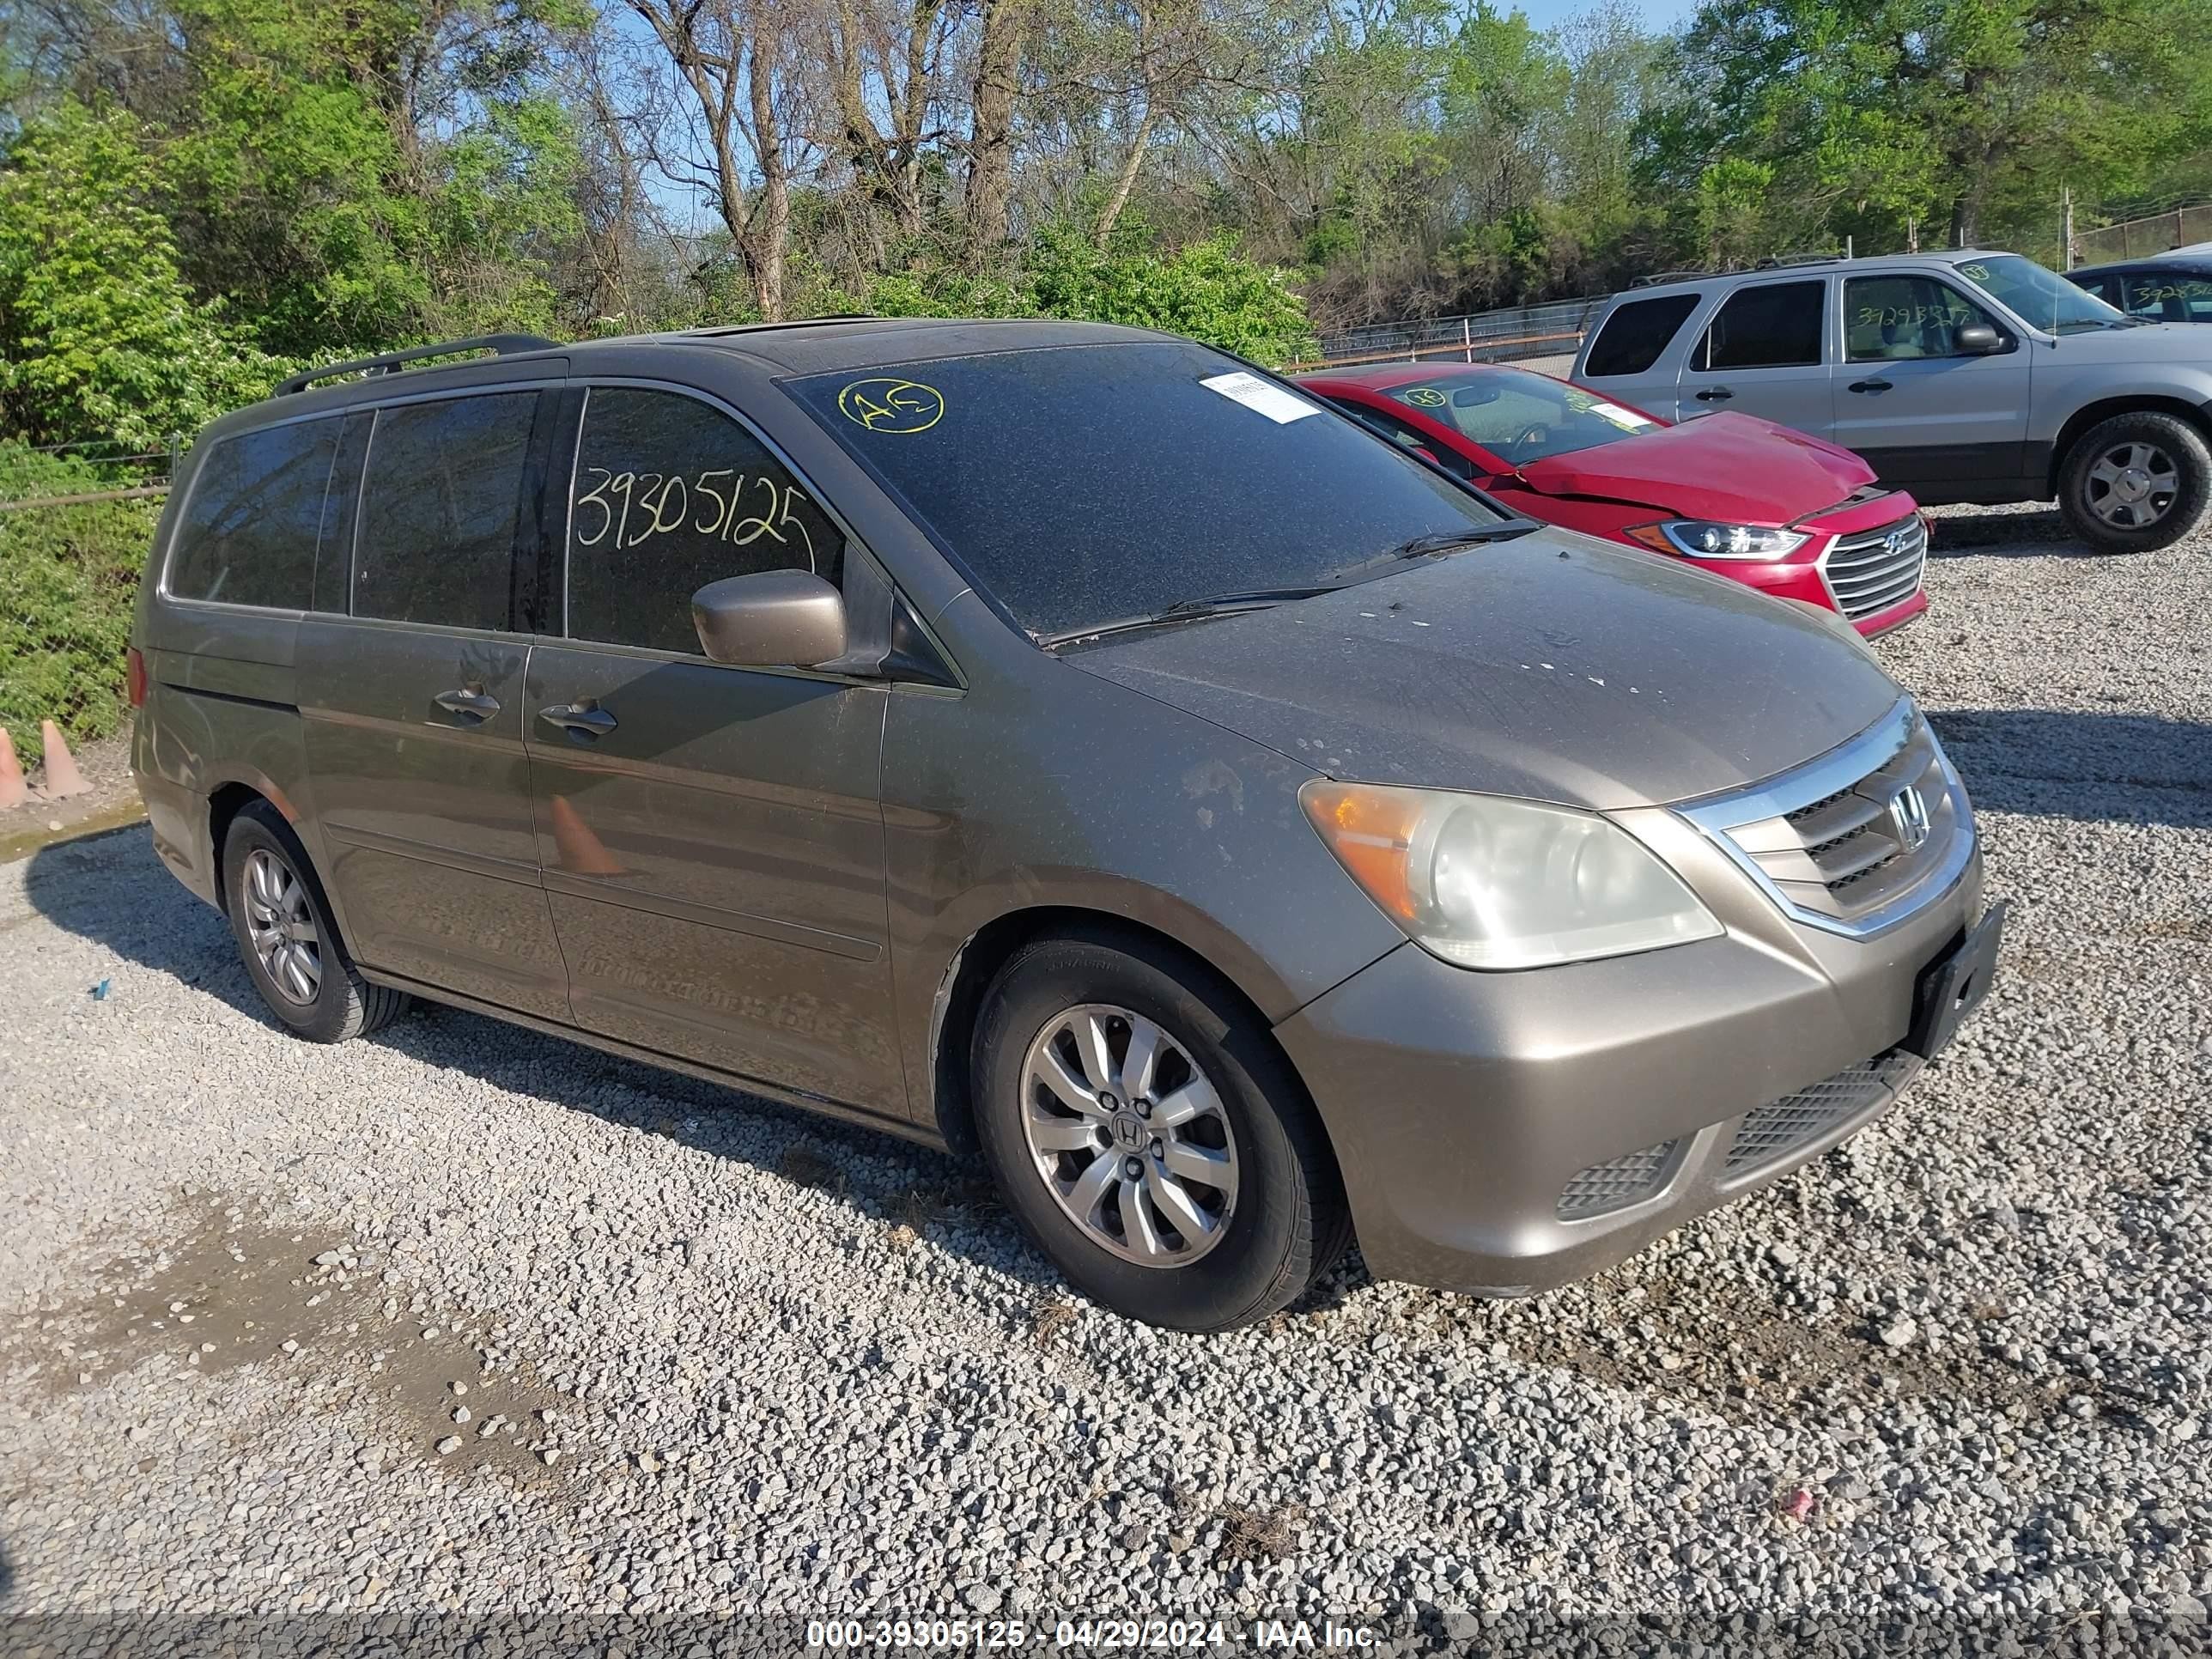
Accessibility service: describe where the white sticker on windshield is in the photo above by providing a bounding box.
[1588,401,1656,429]
[1200,370,1319,424]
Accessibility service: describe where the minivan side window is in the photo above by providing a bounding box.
[354,392,541,631]
[168,417,343,609]
[1583,294,1701,377]
[1845,276,1996,361]
[1698,281,1825,370]
[564,387,845,656]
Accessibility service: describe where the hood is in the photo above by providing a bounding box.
[2033,319,2212,364]
[1067,533,1903,811]
[1516,412,1875,524]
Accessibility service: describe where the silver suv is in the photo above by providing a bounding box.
[1573,249,2212,553]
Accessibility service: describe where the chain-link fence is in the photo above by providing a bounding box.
[1300,297,1607,372]
[2073,204,2212,266]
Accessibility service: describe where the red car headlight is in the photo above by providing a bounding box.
[1625,520,1810,560]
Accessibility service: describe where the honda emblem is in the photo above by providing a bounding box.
[1889,783,1931,852]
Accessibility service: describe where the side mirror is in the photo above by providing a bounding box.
[690,570,847,667]
[1955,323,2002,355]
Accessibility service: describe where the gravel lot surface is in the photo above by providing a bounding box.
[3,503,2209,1656]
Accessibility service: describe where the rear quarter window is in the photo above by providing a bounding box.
[1583,293,1701,377]
[167,418,343,608]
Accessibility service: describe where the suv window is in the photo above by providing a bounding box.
[1583,294,1700,377]
[1845,276,1996,360]
[168,417,343,608]
[354,392,541,630]
[565,387,846,656]
[2124,270,2212,323]
[1698,281,1824,370]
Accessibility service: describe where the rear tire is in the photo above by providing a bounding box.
[221,801,409,1042]
[2057,411,2212,554]
[971,930,1351,1331]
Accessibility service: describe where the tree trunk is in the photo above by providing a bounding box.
[1948,191,1978,249]
[965,0,1029,254]
[745,27,789,320]
[1093,101,1155,246]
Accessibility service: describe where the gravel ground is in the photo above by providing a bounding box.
[3,502,2208,1656]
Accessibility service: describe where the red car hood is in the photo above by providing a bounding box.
[1516,410,1875,524]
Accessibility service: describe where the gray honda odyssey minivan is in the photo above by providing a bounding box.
[131,319,2002,1330]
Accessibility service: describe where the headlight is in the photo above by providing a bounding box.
[1298,781,1723,969]
[1626,520,1809,560]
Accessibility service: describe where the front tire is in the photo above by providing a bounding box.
[971,931,1350,1331]
[221,801,409,1042]
[2057,411,2212,553]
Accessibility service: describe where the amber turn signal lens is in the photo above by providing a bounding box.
[1297,781,1424,921]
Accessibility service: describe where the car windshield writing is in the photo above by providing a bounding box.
[1387,368,1658,465]
[786,341,1508,639]
[1957,254,2129,334]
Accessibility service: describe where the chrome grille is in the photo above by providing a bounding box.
[1558,1138,1679,1220]
[1823,514,1928,621]
[1725,1054,1917,1173]
[1680,702,1971,936]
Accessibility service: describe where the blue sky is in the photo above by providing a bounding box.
[1519,0,1702,28]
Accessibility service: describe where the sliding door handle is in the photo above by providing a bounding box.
[1693,386,1734,402]
[538,702,617,737]
[433,685,501,720]
[1848,378,1895,394]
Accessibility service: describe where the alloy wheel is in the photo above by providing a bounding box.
[2085,441,2179,530]
[1019,1004,1239,1268]
[242,848,322,1006]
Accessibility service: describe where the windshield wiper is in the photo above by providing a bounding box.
[1325,521,1540,581]
[1039,586,1338,648]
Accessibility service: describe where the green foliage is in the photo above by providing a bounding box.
[1641,0,2212,259]
[1025,228,1319,367]
[0,102,289,448]
[0,447,158,763]
[817,228,1318,368]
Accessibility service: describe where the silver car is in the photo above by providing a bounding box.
[1574,249,2212,553]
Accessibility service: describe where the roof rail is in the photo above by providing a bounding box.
[1754,252,1844,270]
[1630,269,1716,288]
[275,333,558,397]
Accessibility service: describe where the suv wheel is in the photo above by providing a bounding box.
[971,931,1351,1331]
[2057,411,2212,553]
[222,801,409,1042]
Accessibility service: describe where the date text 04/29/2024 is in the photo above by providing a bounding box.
[805,1619,1383,1651]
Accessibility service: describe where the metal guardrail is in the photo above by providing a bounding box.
[1297,298,1606,371]
[0,483,171,513]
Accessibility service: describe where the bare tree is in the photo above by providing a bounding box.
[627,0,812,319]
[964,0,1035,254]
[818,0,958,244]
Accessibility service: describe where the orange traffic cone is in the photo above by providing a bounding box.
[39,720,91,799]
[0,728,24,810]
[549,794,623,876]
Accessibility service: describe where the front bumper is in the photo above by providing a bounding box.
[1274,801,1985,1296]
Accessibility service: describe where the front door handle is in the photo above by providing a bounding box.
[1849,377,1895,394]
[538,702,617,738]
[1693,386,1734,402]
[433,685,501,720]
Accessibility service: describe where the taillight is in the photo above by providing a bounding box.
[127,647,148,709]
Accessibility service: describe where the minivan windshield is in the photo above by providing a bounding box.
[787,340,1521,641]
[1955,254,2134,334]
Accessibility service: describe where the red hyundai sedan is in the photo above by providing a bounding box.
[1296,362,1929,635]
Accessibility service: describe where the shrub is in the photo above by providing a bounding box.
[0,447,159,764]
